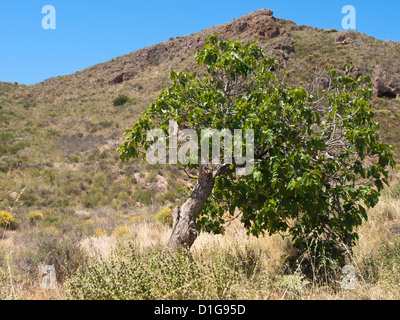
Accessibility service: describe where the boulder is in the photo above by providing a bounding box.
[335,32,355,46]
[9,192,18,200]
[221,9,280,39]
[264,9,274,16]
[373,65,399,99]
[273,36,295,54]
[108,72,134,85]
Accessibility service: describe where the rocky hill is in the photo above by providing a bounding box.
[1,9,399,212]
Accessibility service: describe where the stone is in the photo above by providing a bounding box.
[221,9,280,39]
[9,192,18,200]
[108,72,134,85]
[373,65,399,99]
[335,32,354,46]
[264,9,274,16]
[273,36,295,54]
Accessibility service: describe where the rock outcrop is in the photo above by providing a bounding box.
[373,65,399,99]
[273,36,295,54]
[221,9,280,39]
[108,72,135,85]
[335,32,355,46]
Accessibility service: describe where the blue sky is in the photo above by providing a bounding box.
[0,0,398,85]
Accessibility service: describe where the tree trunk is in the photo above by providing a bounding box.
[168,165,216,252]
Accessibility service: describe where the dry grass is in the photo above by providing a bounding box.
[1,185,400,300]
[59,180,400,299]
[1,170,399,300]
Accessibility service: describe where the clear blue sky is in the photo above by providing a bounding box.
[0,0,398,85]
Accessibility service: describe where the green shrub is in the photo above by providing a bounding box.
[132,186,153,205]
[44,216,60,224]
[66,241,258,300]
[113,95,130,106]
[19,187,40,206]
[275,272,311,298]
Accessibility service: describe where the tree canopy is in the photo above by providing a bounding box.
[119,34,396,267]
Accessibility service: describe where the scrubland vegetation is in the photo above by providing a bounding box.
[1,170,400,300]
[1,10,400,300]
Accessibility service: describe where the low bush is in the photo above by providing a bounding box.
[66,241,266,300]
[0,210,14,229]
[155,208,173,227]
[112,225,131,239]
[93,228,107,237]
[14,228,85,281]
[113,95,130,106]
[27,211,44,223]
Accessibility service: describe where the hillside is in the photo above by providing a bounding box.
[1,9,400,214]
[1,8,400,300]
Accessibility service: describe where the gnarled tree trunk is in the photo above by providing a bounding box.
[168,165,217,252]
